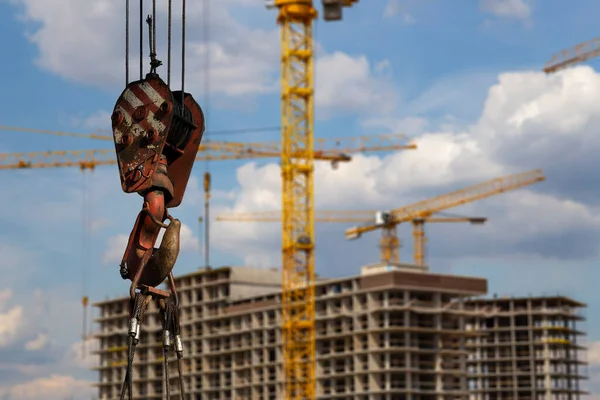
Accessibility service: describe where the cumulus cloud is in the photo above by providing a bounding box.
[480,0,532,20]
[0,289,25,349]
[382,0,419,22]
[9,0,278,96]
[211,66,600,268]
[8,0,395,117]
[64,337,100,370]
[316,54,396,119]
[2,374,94,400]
[589,341,600,365]
[384,0,532,24]
[25,333,50,351]
[70,109,113,131]
[584,341,600,397]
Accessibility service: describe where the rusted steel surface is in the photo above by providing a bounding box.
[140,219,181,287]
[120,190,166,286]
[139,284,171,299]
[111,75,174,194]
[113,76,204,291]
[164,91,204,208]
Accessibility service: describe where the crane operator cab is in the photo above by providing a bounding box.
[374,211,393,226]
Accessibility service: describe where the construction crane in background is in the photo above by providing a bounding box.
[217,210,486,266]
[544,36,600,73]
[203,171,211,269]
[216,169,545,266]
[0,128,414,348]
[267,1,361,397]
[345,169,545,264]
[0,132,415,170]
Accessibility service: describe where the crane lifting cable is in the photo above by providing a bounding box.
[117,1,204,398]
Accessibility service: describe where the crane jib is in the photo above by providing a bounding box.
[390,169,545,223]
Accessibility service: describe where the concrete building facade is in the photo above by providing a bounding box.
[93,264,488,400]
[464,296,588,400]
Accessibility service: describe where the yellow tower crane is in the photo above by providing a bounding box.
[218,210,486,266]
[269,1,361,396]
[1,127,414,362]
[216,169,545,266]
[344,169,545,264]
[0,132,414,170]
[544,36,600,74]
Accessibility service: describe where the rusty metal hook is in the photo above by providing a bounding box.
[143,201,169,228]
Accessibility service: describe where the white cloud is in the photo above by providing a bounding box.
[211,66,600,266]
[382,0,419,22]
[10,0,278,97]
[25,332,49,351]
[585,342,600,397]
[64,337,100,370]
[3,374,94,400]
[103,234,128,264]
[0,289,25,349]
[9,0,394,117]
[588,341,600,365]
[103,221,199,264]
[316,53,396,119]
[71,109,112,131]
[480,0,531,20]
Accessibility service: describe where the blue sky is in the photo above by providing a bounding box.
[2,0,600,398]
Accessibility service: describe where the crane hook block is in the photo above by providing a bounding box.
[111,74,205,208]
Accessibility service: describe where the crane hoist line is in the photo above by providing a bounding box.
[115,1,203,399]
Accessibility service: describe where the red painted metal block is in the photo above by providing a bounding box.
[111,75,175,194]
[165,91,205,208]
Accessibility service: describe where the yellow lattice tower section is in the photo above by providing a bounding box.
[273,1,358,398]
[276,3,317,399]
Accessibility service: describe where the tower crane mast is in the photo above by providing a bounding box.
[270,1,359,397]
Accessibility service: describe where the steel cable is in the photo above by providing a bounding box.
[125,0,129,84]
[119,294,150,400]
[167,0,172,85]
[139,0,143,79]
[172,306,186,399]
[181,0,186,105]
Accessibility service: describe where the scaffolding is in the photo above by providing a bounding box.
[93,264,489,400]
[465,296,588,400]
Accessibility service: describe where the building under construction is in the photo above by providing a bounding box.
[93,263,490,399]
[464,296,588,400]
[92,265,588,400]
